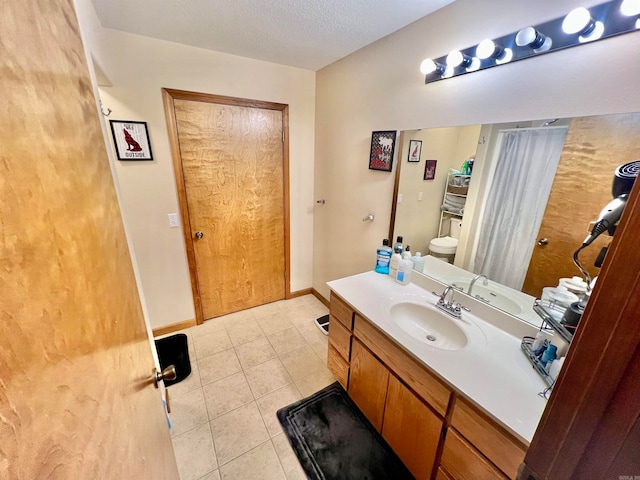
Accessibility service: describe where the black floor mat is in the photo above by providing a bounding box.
[154,333,191,387]
[277,381,414,480]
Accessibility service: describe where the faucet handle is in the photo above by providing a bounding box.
[455,303,471,312]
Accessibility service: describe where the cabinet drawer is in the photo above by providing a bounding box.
[451,398,526,478]
[353,315,451,416]
[441,429,507,480]
[328,315,351,361]
[327,343,349,389]
[330,292,354,330]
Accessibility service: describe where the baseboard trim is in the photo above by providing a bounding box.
[312,288,329,307]
[287,288,313,299]
[152,318,197,337]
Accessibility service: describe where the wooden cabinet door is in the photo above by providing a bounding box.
[441,429,507,480]
[348,339,389,431]
[382,375,444,480]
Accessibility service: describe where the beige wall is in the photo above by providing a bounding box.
[75,0,316,328]
[394,125,480,255]
[313,0,640,299]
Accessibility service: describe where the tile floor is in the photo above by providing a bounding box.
[158,294,336,480]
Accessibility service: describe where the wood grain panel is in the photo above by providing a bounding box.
[451,398,526,478]
[382,375,443,480]
[348,339,389,431]
[329,292,354,330]
[328,315,352,361]
[522,137,640,478]
[0,1,177,477]
[173,98,285,319]
[441,429,508,480]
[354,315,451,416]
[327,343,349,388]
[436,467,455,480]
[522,112,640,297]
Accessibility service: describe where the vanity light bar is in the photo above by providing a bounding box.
[422,0,640,84]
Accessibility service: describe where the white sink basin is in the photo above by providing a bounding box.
[389,300,468,351]
[451,280,523,316]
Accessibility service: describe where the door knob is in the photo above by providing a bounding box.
[537,238,549,246]
[195,231,204,239]
[153,365,177,388]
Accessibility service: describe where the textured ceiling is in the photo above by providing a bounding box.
[91,0,454,70]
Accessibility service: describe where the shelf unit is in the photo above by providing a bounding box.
[437,173,471,237]
[521,299,575,389]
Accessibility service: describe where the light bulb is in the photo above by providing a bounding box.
[476,39,497,60]
[621,0,640,16]
[446,50,464,67]
[466,57,481,72]
[579,21,604,42]
[562,8,593,34]
[442,66,454,78]
[495,48,513,65]
[420,59,437,74]
[515,27,552,52]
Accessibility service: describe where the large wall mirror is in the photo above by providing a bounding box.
[390,112,640,326]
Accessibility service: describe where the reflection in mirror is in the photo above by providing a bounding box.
[391,112,640,326]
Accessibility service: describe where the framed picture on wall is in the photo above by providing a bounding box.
[109,120,154,161]
[368,130,397,172]
[424,160,437,180]
[408,140,422,162]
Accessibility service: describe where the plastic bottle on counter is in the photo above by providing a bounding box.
[389,250,402,279]
[395,258,413,285]
[374,239,392,275]
[402,245,411,260]
[540,344,557,367]
[393,236,404,255]
[411,252,426,272]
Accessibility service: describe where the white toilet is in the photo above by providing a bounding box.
[429,218,462,263]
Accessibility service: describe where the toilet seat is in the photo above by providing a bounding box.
[429,236,458,255]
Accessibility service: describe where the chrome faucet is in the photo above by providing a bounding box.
[436,285,463,318]
[468,274,488,297]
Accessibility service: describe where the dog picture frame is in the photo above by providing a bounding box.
[109,120,154,161]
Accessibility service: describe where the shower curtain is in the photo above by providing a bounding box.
[474,127,568,290]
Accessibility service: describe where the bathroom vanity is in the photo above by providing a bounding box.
[326,271,548,480]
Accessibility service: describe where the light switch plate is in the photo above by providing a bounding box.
[168,213,180,228]
[418,192,423,201]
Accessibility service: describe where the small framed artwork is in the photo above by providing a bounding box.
[408,140,422,162]
[109,120,154,161]
[368,130,397,172]
[424,160,437,180]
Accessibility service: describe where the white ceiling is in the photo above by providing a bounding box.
[91,0,454,71]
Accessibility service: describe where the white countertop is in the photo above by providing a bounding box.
[327,271,549,444]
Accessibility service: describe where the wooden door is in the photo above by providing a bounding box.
[382,375,443,480]
[164,91,288,321]
[522,112,640,297]
[348,339,390,431]
[0,1,178,478]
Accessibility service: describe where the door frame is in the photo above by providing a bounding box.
[162,88,291,324]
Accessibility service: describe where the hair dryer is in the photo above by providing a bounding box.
[582,161,640,246]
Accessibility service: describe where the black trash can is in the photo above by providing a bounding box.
[154,333,192,387]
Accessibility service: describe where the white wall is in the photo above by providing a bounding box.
[313,0,640,299]
[394,125,480,255]
[75,0,316,328]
